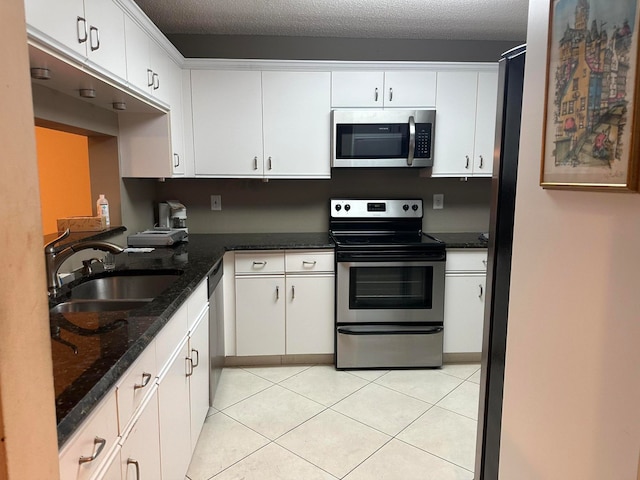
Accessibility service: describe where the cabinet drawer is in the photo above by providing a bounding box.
[285,250,334,273]
[116,341,157,435]
[188,278,209,328]
[235,251,285,274]
[59,390,118,480]
[155,302,188,376]
[446,249,488,272]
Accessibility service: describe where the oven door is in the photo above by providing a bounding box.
[336,258,445,324]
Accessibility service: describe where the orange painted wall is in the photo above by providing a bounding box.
[35,127,92,235]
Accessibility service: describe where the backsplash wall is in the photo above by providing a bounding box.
[154,169,491,234]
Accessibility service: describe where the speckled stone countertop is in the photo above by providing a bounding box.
[50,232,333,447]
[429,232,489,249]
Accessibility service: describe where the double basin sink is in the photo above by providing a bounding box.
[50,271,182,314]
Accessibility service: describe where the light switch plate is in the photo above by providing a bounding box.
[211,195,222,211]
[433,194,444,210]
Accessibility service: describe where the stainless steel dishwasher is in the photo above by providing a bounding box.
[208,259,224,404]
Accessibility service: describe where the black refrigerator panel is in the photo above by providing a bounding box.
[475,44,526,479]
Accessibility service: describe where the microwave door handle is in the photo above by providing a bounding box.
[408,115,416,166]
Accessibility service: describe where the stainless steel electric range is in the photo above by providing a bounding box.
[330,199,446,369]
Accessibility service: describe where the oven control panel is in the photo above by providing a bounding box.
[331,199,423,218]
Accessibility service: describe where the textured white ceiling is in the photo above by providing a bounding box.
[134,0,528,41]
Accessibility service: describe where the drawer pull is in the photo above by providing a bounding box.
[482,259,487,267]
[78,437,106,464]
[291,285,295,300]
[465,155,470,169]
[191,348,200,368]
[186,357,194,377]
[276,285,280,300]
[133,372,152,390]
[252,261,267,267]
[127,458,140,479]
[302,260,317,266]
[479,284,484,299]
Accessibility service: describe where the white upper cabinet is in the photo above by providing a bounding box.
[331,71,436,108]
[191,70,331,179]
[262,71,331,178]
[192,70,265,177]
[25,0,127,80]
[431,68,499,177]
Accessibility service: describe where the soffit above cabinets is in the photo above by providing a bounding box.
[133,0,528,42]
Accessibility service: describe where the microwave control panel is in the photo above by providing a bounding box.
[415,124,432,158]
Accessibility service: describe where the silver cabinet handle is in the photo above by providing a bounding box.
[482,259,487,267]
[253,156,258,170]
[465,155,470,169]
[78,437,106,464]
[173,153,180,168]
[302,260,317,266]
[77,17,87,44]
[127,459,140,480]
[147,69,154,87]
[186,357,194,377]
[479,155,484,169]
[291,285,295,300]
[191,348,199,368]
[374,87,379,102]
[268,156,272,170]
[153,72,160,90]
[252,261,267,267]
[479,284,484,299]
[89,26,100,51]
[389,87,393,102]
[133,372,151,390]
[407,115,415,166]
[276,285,279,300]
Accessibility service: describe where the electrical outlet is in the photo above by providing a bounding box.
[211,195,222,211]
[433,194,444,210]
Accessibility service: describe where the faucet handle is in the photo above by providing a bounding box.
[44,228,71,253]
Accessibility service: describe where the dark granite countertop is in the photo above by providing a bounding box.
[51,232,333,447]
[430,232,489,249]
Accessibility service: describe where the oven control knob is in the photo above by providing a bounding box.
[344,204,351,211]
[335,204,341,211]
[412,204,419,211]
[403,204,409,211]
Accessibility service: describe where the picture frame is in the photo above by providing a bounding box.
[541,0,640,191]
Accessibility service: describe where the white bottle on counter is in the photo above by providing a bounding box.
[96,194,110,227]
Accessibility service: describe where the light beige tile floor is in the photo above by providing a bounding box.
[186,363,480,480]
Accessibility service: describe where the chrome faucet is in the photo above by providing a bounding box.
[44,229,124,297]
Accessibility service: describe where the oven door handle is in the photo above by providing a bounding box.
[337,251,446,262]
[337,326,444,336]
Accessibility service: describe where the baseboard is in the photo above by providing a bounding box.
[443,352,482,363]
[224,354,335,367]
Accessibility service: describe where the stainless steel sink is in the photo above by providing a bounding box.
[50,299,150,314]
[70,273,181,300]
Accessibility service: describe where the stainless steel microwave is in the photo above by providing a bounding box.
[331,109,436,168]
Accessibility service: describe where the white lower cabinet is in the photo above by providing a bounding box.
[59,279,211,480]
[119,389,161,480]
[443,249,488,354]
[157,338,191,480]
[234,250,335,357]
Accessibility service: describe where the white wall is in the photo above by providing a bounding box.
[499,0,640,478]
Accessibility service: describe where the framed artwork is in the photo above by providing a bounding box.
[541,0,640,191]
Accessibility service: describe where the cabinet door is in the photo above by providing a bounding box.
[331,71,384,107]
[235,276,286,355]
[383,71,437,107]
[191,70,264,177]
[472,70,499,177]
[189,310,210,450]
[432,71,478,177]
[98,449,121,480]
[120,390,161,480]
[262,71,331,178]
[123,15,151,94]
[25,0,85,57]
[148,40,172,105]
[163,57,186,176]
[286,275,335,354]
[443,274,486,354]
[157,340,191,480]
[83,0,127,80]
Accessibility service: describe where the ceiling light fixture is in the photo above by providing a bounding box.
[79,88,96,99]
[30,67,51,80]
[112,102,127,111]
